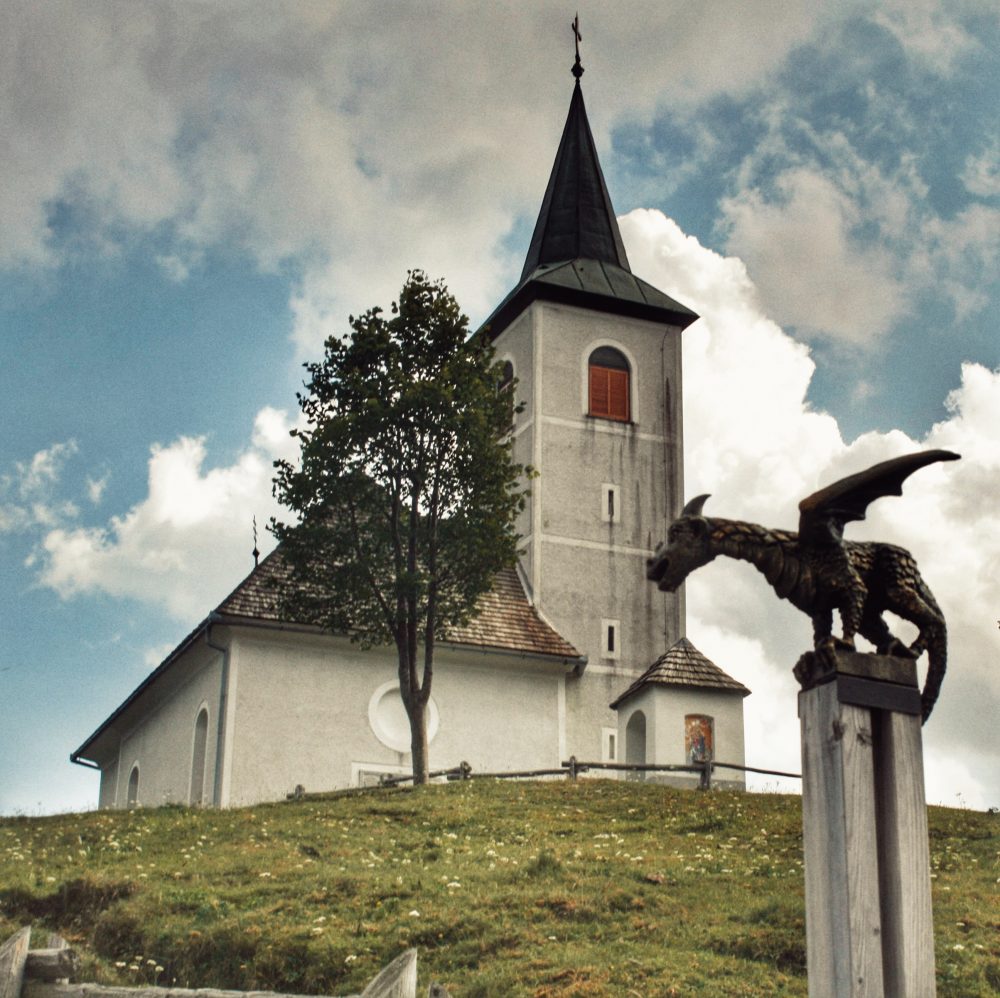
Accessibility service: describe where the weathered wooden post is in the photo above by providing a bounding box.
[796,647,936,997]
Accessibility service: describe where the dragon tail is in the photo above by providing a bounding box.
[918,623,947,724]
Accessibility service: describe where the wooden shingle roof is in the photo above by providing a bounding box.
[216,550,581,662]
[610,637,750,709]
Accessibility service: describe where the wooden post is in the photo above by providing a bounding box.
[359,948,417,998]
[797,649,936,998]
[0,928,31,998]
[873,710,937,994]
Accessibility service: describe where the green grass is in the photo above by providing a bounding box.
[1,781,997,996]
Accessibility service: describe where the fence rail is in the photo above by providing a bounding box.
[379,758,801,789]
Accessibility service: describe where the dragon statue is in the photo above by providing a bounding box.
[647,450,960,722]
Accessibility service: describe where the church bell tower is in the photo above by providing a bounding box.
[480,37,699,758]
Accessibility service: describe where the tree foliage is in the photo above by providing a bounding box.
[271,270,528,782]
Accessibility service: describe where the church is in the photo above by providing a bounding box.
[71,56,750,809]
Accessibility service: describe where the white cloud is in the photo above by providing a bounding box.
[86,475,109,505]
[872,1,978,74]
[0,2,838,352]
[0,440,80,534]
[961,141,1000,198]
[622,207,1000,809]
[720,167,906,345]
[34,408,301,621]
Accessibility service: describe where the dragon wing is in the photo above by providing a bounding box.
[798,449,960,545]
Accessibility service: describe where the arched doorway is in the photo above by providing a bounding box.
[625,710,647,780]
[190,708,209,805]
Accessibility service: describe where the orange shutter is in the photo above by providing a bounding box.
[589,365,629,421]
[608,369,629,421]
[589,365,610,416]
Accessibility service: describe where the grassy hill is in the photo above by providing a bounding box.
[1,780,997,996]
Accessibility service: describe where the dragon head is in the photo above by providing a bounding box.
[647,494,714,592]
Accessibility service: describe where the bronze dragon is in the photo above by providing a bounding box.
[647,450,960,722]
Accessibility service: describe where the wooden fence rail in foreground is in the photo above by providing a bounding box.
[1,930,445,998]
[378,758,801,789]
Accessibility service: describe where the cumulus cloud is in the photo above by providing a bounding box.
[719,168,907,345]
[622,207,1000,809]
[0,440,81,533]
[33,407,300,621]
[0,2,836,355]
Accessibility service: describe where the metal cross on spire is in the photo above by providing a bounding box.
[571,13,583,79]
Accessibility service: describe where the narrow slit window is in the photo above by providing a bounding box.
[602,483,620,523]
[601,618,620,659]
[601,727,618,763]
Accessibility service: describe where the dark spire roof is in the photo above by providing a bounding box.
[520,80,631,281]
[480,74,698,340]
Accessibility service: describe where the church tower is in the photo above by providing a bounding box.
[481,48,699,760]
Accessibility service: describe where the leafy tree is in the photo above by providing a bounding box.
[271,270,528,784]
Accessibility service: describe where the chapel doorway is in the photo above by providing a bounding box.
[625,710,647,780]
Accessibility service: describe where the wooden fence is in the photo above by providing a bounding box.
[378,757,801,789]
[0,929,445,998]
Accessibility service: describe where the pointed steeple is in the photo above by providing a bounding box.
[520,78,631,280]
[481,43,698,340]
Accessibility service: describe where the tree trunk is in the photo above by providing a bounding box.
[407,699,430,785]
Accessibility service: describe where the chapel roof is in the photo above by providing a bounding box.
[609,637,751,709]
[216,548,582,662]
[71,554,582,767]
[481,73,698,339]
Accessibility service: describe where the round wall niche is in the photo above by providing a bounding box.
[368,681,440,753]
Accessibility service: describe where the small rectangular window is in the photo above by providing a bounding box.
[602,727,617,763]
[601,618,620,660]
[601,483,620,523]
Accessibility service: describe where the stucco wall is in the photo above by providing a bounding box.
[110,646,223,808]
[617,686,746,789]
[494,300,684,673]
[224,630,571,805]
[98,758,118,809]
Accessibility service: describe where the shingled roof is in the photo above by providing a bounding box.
[610,637,750,709]
[216,549,582,662]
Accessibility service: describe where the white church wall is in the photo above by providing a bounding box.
[112,646,223,808]
[495,308,538,599]
[225,629,399,807]
[223,628,573,805]
[424,646,566,772]
[97,757,118,809]
[616,686,747,789]
[564,667,635,765]
[525,302,684,673]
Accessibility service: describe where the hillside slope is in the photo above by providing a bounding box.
[1,781,997,996]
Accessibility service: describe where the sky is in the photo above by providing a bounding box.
[1,1,997,815]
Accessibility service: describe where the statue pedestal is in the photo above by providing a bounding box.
[797,649,936,997]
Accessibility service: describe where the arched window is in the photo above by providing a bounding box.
[190,708,209,806]
[126,764,140,808]
[497,359,514,393]
[588,347,630,422]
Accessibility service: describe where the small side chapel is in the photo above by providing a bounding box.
[72,55,750,809]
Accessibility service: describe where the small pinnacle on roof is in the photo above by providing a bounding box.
[252,515,260,568]
[571,13,583,79]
